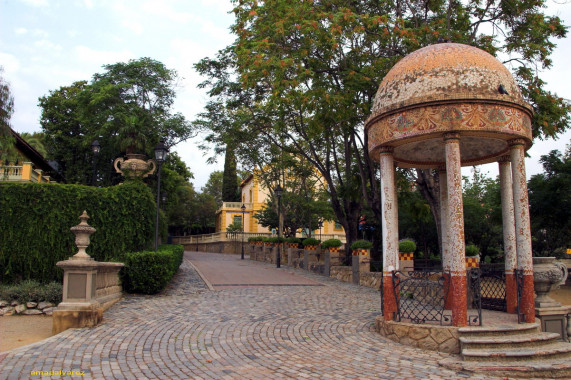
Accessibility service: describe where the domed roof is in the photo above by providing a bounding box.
[365,43,533,168]
[368,43,531,121]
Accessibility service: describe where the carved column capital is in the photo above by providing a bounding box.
[508,138,526,147]
[443,132,461,141]
[378,145,394,155]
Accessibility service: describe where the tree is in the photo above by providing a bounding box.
[222,143,240,202]
[529,146,571,257]
[196,0,569,255]
[0,67,15,163]
[20,132,48,158]
[39,58,193,185]
[202,170,224,205]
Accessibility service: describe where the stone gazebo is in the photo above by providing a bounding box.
[365,43,535,327]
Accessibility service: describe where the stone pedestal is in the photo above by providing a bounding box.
[352,249,370,285]
[536,306,571,341]
[399,252,414,272]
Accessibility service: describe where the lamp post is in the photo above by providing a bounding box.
[241,204,246,260]
[161,192,167,207]
[275,184,283,268]
[91,140,100,186]
[154,140,168,251]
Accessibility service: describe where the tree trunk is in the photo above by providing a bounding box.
[415,169,443,256]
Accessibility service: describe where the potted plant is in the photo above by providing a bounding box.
[350,240,373,255]
[286,237,301,249]
[302,238,320,250]
[321,239,343,253]
[398,239,416,261]
[465,244,480,268]
[261,237,271,246]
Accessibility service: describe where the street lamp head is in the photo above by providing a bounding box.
[274,184,283,198]
[91,140,100,154]
[154,140,169,163]
[241,204,246,212]
[161,192,167,203]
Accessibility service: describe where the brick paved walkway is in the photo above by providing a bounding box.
[0,252,497,379]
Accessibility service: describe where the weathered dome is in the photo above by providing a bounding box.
[366,43,533,168]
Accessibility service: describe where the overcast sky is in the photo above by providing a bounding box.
[1,0,570,189]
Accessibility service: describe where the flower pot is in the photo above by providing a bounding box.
[533,257,568,308]
[465,256,479,268]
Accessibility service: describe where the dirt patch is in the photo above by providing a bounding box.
[0,315,53,352]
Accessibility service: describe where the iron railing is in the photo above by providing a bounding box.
[515,269,526,323]
[392,270,452,325]
[468,268,483,326]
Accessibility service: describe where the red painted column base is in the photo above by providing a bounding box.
[450,275,467,327]
[443,273,452,310]
[383,274,397,321]
[521,273,535,323]
[505,273,518,314]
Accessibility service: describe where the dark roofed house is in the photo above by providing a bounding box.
[0,128,64,183]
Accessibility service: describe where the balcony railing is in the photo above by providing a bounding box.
[0,163,53,183]
[172,232,346,245]
[216,202,252,213]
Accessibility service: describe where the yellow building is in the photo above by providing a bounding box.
[0,128,62,183]
[215,172,345,240]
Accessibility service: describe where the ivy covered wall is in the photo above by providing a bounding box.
[0,181,155,284]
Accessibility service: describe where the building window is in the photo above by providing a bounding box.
[334,221,342,230]
[234,215,242,227]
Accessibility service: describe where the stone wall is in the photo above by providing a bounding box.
[375,317,460,354]
[359,272,382,289]
[183,241,241,254]
[96,262,124,311]
[330,266,352,283]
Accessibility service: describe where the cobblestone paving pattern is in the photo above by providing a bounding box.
[0,254,498,379]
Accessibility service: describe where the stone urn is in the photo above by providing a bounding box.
[69,210,96,260]
[113,153,156,178]
[532,257,568,308]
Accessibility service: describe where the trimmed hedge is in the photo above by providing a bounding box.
[350,240,373,250]
[267,236,286,244]
[0,280,62,304]
[321,239,342,249]
[302,238,320,247]
[285,237,301,244]
[398,240,416,253]
[248,236,264,242]
[0,181,156,284]
[121,244,184,294]
[465,244,480,257]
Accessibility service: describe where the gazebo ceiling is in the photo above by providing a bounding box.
[366,43,533,168]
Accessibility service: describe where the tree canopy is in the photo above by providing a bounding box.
[0,67,15,162]
[195,0,569,252]
[39,58,193,185]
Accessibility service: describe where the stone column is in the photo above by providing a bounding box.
[380,146,399,321]
[509,139,535,323]
[499,156,518,314]
[439,167,453,310]
[444,133,467,327]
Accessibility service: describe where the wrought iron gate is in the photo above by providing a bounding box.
[478,265,507,312]
[392,270,451,325]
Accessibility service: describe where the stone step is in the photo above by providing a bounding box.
[459,331,561,350]
[461,342,571,362]
[458,322,540,337]
[439,357,571,378]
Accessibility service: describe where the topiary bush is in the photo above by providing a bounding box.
[302,238,320,247]
[398,240,416,253]
[321,239,342,249]
[350,240,373,250]
[286,237,301,244]
[465,244,480,257]
[0,181,156,284]
[121,244,184,295]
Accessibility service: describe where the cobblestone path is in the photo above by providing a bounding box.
[0,253,496,379]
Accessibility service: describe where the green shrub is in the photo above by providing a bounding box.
[285,237,301,244]
[248,236,259,242]
[0,182,156,284]
[121,244,183,295]
[350,240,373,250]
[302,238,320,247]
[0,280,62,304]
[465,244,480,257]
[261,237,269,242]
[398,240,416,253]
[484,255,492,263]
[321,239,342,249]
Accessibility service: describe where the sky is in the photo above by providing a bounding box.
[1,0,570,190]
